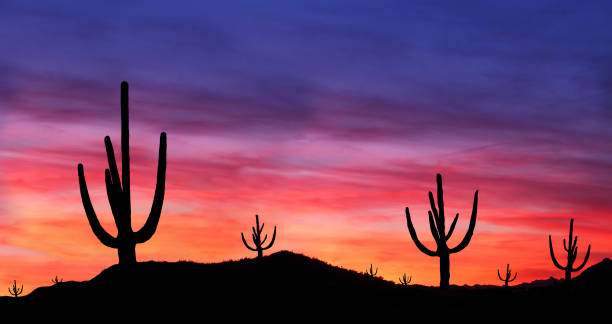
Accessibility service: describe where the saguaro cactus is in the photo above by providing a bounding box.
[8,280,23,297]
[78,81,167,265]
[405,173,478,289]
[549,218,591,281]
[497,264,517,287]
[366,264,378,277]
[52,276,63,284]
[241,214,276,258]
[398,273,412,285]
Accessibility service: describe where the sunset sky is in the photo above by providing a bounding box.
[1,1,612,294]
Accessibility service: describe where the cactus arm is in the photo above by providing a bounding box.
[134,132,167,244]
[241,232,258,251]
[572,237,578,251]
[549,235,566,270]
[405,207,438,257]
[104,137,122,192]
[573,244,591,271]
[510,272,517,282]
[260,234,268,245]
[428,211,441,243]
[104,136,128,231]
[104,169,122,225]
[449,190,478,253]
[497,269,503,281]
[78,164,118,248]
[563,238,569,252]
[445,213,459,241]
[262,226,276,250]
[428,192,440,229]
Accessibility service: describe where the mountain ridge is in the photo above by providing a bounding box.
[1,251,610,318]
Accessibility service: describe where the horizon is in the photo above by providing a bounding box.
[1,1,612,295]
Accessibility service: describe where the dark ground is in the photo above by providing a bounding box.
[1,251,609,320]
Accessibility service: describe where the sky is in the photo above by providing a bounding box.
[1,0,612,294]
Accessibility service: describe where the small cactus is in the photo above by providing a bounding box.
[366,264,378,277]
[497,264,517,287]
[8,280,23,297]
[549,218,591,281]
[398,273,412,285]
[241,214,276,258]
[52,276,63,284]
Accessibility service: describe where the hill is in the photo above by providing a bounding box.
[1,251,610,319]
[573,257,612,287]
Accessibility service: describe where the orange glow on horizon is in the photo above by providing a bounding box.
[1,88,611,296]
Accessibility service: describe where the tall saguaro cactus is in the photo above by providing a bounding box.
[241,214,276,258]
[405,173,478,289]
[497,264,517,287]
[549,218,590,281]
[77,81,167,265]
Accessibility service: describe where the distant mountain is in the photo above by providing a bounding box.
[1,251,610,319]
[516,276,561,288]
[514,258,612,288]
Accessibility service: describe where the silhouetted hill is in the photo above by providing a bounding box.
[514,258,612,289]
[573,258,612,286]
[515,276,560,288]
[1,251,609,319]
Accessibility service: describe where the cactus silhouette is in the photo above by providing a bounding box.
[497,264,517,287]
[405,173,478,289]
[398,273,412,285]
[77,81,167,265]
[365,264,378,277]
[241,214,276,258]
[8,280,23,297]
[549,218,591,281]
[52,276,63,284]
